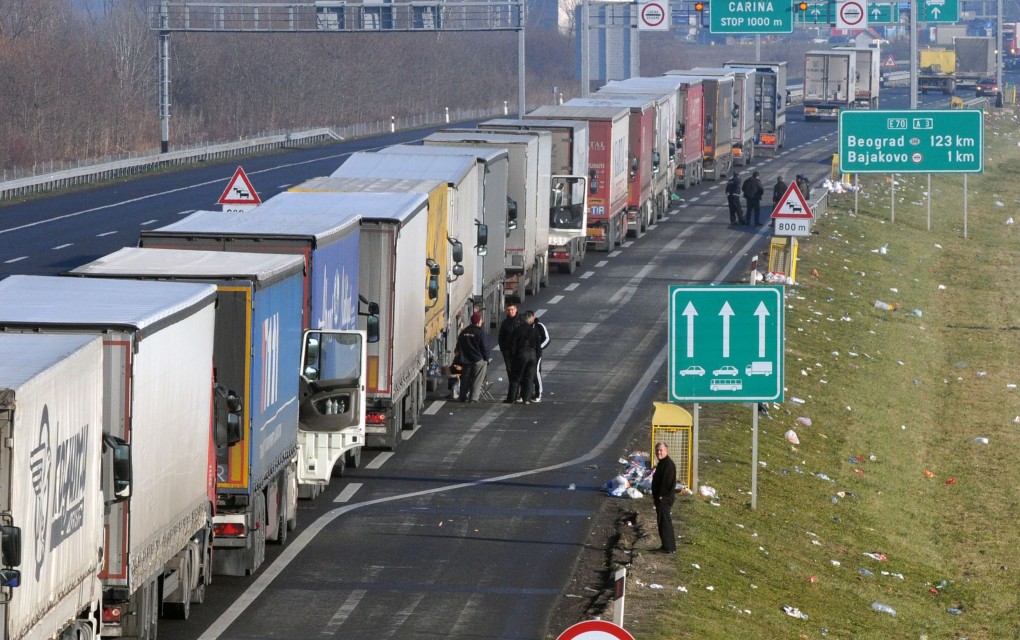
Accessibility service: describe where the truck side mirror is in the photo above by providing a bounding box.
[213,384,243,447]
[506,197,518,231]
[0,526,21,568]
[668,141,676,162]
[651,150,661,174]
[450,239,464,264]
[476,223,488,256]
[0,568,19,590]
[358,297,381,343]
[452,264,465,277]
[102,435,132,504]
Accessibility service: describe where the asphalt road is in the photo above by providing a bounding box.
[0,87,944,639]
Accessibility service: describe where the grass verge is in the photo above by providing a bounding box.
[622,108,1020,639]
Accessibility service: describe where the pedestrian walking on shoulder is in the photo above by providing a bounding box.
[725,171,744,225]
[455,311,490,402]
[531,316,550,402]
[504,310,539,404]
[772,175,787,209]
[498,301,524,383]
[742,171,765,226]
[651,442,678,554]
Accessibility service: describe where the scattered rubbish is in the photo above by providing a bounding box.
[1008,217,1015,225]
[758,460,767,467]
[815,473,834,482]
[911,309,923,317]
[699,486,718,499]
[677,586,688,592]
[568,483,576,490]
[603,452,652,497]
[808,575,817,583]
[975,437,989,444]
[1008,383,1017,389]
[706,586,715,591]
[947,607,962,615]
[796,416,813,426]
[874,300,899,311]
[692,563,701,569]
[937,284,946,290]
[864,552,889,562]
[830,560,841,566]
[782,605,809,620]
[924,469,935,478]
[784,430,800,445]
[995,201,1005,207]
[625,487,643,499]
[649,583,663,589]
[859,568,874,576]
[871,602,897,616]
[791,397,806,404]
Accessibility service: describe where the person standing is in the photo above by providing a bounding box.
[772,175,787,210]
[531,315,550,402]
[505,310,539,404]
[742,171,765,226]
[455,311,490,402]
[498,301,523,383]
[651,442,677,554]
[796,174,811,200]
[725,171,744,225]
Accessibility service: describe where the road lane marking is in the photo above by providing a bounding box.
[564,283,579,291]
[334,483,362,503]
[4,257,26,264]
[535,308,548,316]
[365,452,393,469]
[140,219,159,226]
[52,243,73,250]
[96,231,117,237]
[594,260,608,268]
[689,197,700,202]
[579,271,594,279]
[609,250,622,257]
[548,295,564,305]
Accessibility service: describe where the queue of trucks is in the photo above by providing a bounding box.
[0,68,796,640]
[918,36,996,95]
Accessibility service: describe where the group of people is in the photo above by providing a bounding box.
[447,301,550,405]
[725,170,810,227]
[498,302,549,404]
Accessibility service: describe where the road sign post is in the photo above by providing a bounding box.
[668,285,785,403]
[839,110,983,174]
[711,0,794,33]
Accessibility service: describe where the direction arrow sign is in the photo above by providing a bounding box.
[867,2,898,23]
[836,0,866,29]
[669,285,785,403]
[217,166,262,208]
[710,0,794,34]
[839,110,983,173]
[918,0,958,23]
[798,1,834,23]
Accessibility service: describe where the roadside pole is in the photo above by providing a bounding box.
[749,255,759,511]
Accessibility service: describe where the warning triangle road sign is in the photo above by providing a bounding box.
[771,183,813,219]
[883,53,896,68]
[217,166,262,206]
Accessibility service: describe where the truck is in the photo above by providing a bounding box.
[802,49,857,120]
[525,104,630,251]
[954,36,995,88]
[0,333,104,640]
[835,46,881,108]
[327,152,482,371]
[593,78,678,216]
[140,198,376,481]
[422,130,551,300]
[725,60,788,157]
[665,71,734,180]
[558,96,655,237]
[0,275,222,639]
[373,145,510,323]
[69,248,307,577]
[479,118,589,274]
[918,47,957,95]
[686,67,757,166]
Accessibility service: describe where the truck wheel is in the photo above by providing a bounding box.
[247,492,267,576]
[164,558,192,620]
[274,497,288,545]
[347,446,362,469]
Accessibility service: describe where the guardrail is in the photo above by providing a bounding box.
[0,105,506,201]
[786,85,804,105]
[881,71,910,86]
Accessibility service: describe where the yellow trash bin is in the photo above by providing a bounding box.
[651,402,693,489]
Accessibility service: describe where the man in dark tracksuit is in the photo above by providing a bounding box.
[651,442,677,554]
[742,171,765,226]
[531,317,550,402]
[498,302,523,385]
[725,172,743,225]
[505,310,539,404]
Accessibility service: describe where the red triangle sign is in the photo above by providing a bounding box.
[771,183,813,219]
[883,54,896,68]
[217,166,262,205]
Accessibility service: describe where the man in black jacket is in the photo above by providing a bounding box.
[742,170,765,226]
[725,171,744,225]
[505,310,539,404]
[455,312,490,402]
[498,301,523,384]
[651,442,677,554]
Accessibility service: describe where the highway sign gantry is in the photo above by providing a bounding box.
[798,1,833,23]
[839,110,983,174]
[710,0,795,34]
[669,285,785,403]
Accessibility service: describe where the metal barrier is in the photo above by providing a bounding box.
[786,85,804,105]
[881,71,910,87]
[0,105,507,201]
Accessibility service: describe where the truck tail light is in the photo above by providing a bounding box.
[366,412,387,425]
[102,606,123,624]
[214,522,246,537]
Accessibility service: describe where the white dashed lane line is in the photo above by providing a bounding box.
[565,283,579,291]
[580,271,595,279]
[97,231,117,237]
[594,260,608,268]
[333,483,362,503]
[4,257,27,264]
[548,295,564,304]
[52,244,73,250]
[141,219,159,226]
[365,452,393,469]
[609,250,622,257]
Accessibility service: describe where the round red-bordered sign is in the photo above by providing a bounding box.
[838,0,865,27]
[556,620,636,640]
[640,1,667,28]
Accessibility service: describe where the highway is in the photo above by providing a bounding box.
[0,87,947,639]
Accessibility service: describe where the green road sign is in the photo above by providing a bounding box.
[918,0,957,22]
[711,0,795,33]
[798,1,833,23]
[839,110,983,174]
[668,285,785,403]
[867,2,898,23]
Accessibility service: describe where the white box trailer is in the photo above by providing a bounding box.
[835,47,881,108]
[0,333,104,640]
[374,145,510,326]
[0,276,219,639]
[687,67,757,165]
[331,151,480,355]
[803,49,857,120]
[479,118,589,275]
[69,248,308,577]
[725,60,788,157]
[423,130,551,303]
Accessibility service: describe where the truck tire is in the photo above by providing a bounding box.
[274,498,288,545]
[163,558,191,620]
[347,445,362,469]
[247,492,267,576]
